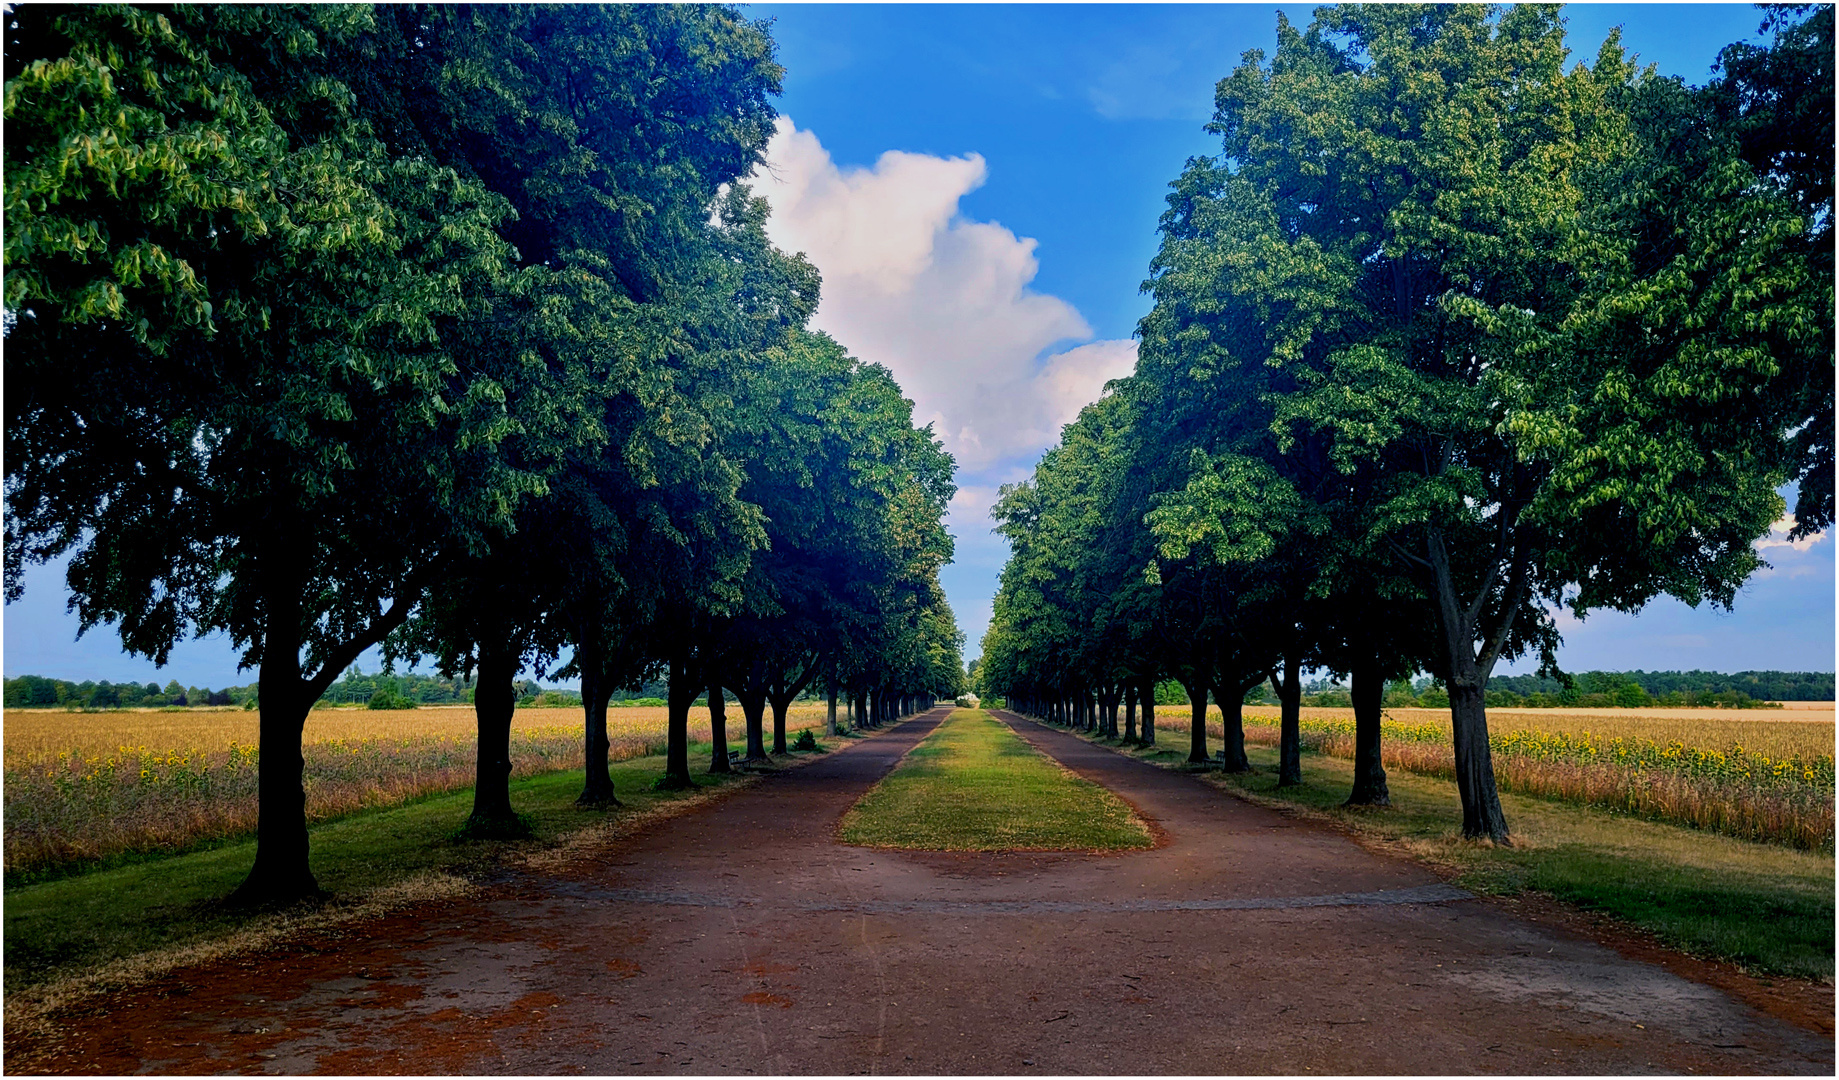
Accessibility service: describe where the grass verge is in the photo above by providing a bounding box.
[840,710,1152,851]
[2,737,821,996]
[1091,731,1832,980]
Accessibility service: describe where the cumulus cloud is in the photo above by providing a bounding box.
[751,118,1135,472]
[1755,515,1825,554]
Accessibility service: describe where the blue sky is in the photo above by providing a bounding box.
[4,3,1831,688]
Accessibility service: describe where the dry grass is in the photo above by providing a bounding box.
[1,704,833,761]
[2,702,830,878]
[1153,705,1834,850]
[1233,705,1835,759]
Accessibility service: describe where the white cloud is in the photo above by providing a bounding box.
[1755,515,1825,554]
[752,118,1135,472]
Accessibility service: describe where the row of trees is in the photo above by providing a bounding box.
[2,675,242,710]
[5,4,963,904]
[978,4,1830,839]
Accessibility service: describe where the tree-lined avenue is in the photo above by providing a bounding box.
[6,708,1827,1074]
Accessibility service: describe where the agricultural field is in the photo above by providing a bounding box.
[1154,705,1834,850]
[2,703,832,881]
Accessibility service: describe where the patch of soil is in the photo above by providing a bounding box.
[1480,890,1835,1037]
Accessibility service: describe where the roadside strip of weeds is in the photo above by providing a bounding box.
[1060,724,1833,981]
[2,733,857,1028]
[841,710,1152,851]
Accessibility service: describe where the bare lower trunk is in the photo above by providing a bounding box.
[1277,653,1302,787]
[1345,656,1390,807]
[708,678,732,773]
[662,654,698,789]
[1450,682,1509,839]
[231,524,415,904]
[469,646,519,824]
[1139,677,1156,745]
[741,691,768,761]
[1218,681,1251,773]
[1123,681,1138,743]
[232,598,319,904]
[770,697,790,754]
[1185,679,1209,764]
[827,682,838,736]
[1427,527,1518,841]
[577,663,619,806]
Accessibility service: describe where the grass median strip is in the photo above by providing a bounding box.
[839,710,1152,851]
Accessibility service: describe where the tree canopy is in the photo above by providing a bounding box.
[4,3,963,901]
[979,3,1827,841]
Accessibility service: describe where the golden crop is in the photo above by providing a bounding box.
[3,701,834,876]
[2,703,834,766]
[1160,704,1835,850]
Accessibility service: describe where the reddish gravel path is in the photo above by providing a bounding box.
[7,707,1832,1075]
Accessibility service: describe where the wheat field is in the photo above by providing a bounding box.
[1231,705,1835,760]
[3,702,835,876]
[1153,704,1834,849]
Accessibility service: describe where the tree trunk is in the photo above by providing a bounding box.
[740,691,769,761]
[1217,677,1252,773]
[827,681,839,736]
[737,661,769,762]
[231,572,320,905]
[708,677,732,773]
[662,653,698,789]
[577,662,620,806]
[1184,677,1210,764]
[1345,654,1390,807]
[1277,652,1302,787]
[1427,527,1517,841]
[469,644,520,825]
[1123,681,1138,743]
[1449,681,1508,839]
[770,696,790,754]
[1139,676,1156,745]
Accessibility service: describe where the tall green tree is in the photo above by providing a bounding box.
[4,5,563,902]
[1706,4,1833,539]
[351,4,796,801]
[1199,5,1812,839]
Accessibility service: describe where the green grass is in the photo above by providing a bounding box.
[1093,733,1834,980]
[840,710,1152,851]
[2,740,772,993]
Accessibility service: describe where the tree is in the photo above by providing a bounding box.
[1706,4,1834,538]
[1200,5,1812,838]
[357,4,795,807]
[6,6,558,902]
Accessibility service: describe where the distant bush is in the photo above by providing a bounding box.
[367,687,416,710]
[613,697,667,708]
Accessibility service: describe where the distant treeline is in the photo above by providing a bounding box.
[1147,670,1833,710]
[4,675,247,710]
[2,670,843,711]
[1484,670,1833,706]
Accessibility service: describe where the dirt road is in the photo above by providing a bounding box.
[9,708,1832,1074]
